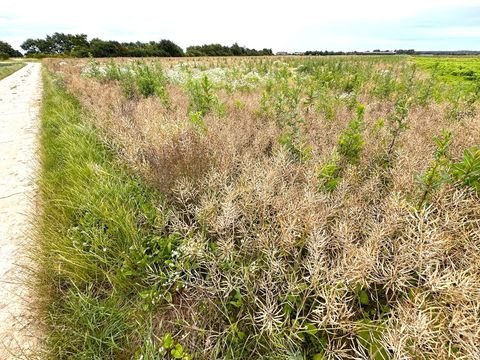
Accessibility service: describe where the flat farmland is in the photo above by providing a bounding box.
[37,55,480,359]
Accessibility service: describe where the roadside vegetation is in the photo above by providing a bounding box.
[0,62,25,80]
[36,71,180,359]
[39,56,480,359]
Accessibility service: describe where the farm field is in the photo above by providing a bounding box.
[37,55,480,359]
[414,56,480,86]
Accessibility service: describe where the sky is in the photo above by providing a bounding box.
[1,0,479,52]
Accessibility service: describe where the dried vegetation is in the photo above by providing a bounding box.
[42,56,480,359]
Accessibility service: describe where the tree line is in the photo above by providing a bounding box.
[4,34,476,59]
[1,33,273,58]
[186,43,272,56]
[0,41,23,59]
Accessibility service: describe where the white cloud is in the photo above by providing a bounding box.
[1,0,479,51]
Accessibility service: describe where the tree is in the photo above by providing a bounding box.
[186,43,272,57]
[158,40,184,57]
[47,33,89,54]
[231,43,244,56]
[89,39,128,57]
[0,41,22,58]
[18,33,273,58]
[21,38,54,55]
[21,33,89,56]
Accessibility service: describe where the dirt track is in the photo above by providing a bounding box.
[0,63,42,359]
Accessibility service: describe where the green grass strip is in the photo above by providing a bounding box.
[0,62,26,80]
[36,70,175,359]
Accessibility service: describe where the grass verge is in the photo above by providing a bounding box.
[0,62,26,80]
[35,70,177,359]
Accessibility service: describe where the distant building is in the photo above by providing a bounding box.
[275,51,306,56]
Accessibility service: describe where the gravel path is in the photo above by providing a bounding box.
[0,63,42,359]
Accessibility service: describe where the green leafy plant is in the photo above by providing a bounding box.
[188,111,208,134]
[317,104,365,192]
[187,75,219,116]
[356,320,390,360]
[418,130,452,205]
[279,130,312,163]
[120,72,138,99]
[134,62,169,103]
[386,95,410,158]
[105,60,123,81]
[449,146,480,191]
[374,69,397,99]
[317,156,342,192]
[160,333,191,360]
[446,91,478,121]
[338,104,365,164]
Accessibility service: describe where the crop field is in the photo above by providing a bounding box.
[414,56,480,86]
[38,56,479,359]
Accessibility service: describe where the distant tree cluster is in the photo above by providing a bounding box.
[395,49,416,54]
[19,33,273,58]
[0,41,23,59]
[8,34,479,59]
[186,43,273,57]
[20,33,185,58]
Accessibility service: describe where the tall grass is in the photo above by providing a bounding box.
[34,71,182,359]
[0,62,25,80]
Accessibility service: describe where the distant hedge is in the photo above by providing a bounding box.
[20,33,273,58]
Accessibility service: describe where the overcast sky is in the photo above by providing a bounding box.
[1,0,479,52]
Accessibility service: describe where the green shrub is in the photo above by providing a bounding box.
[134,62,168,103]
[278,131,312,163]
[450,146,480,192]
[418,130,452,205]
[317,155,342,191]
[105,60,123,81]
[187,75,219,116]
[338,104,365,164]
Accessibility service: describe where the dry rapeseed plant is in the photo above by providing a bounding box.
[43,56,480,359]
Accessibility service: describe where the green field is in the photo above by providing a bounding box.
[0,62,25,80]
[414,56,480,91]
